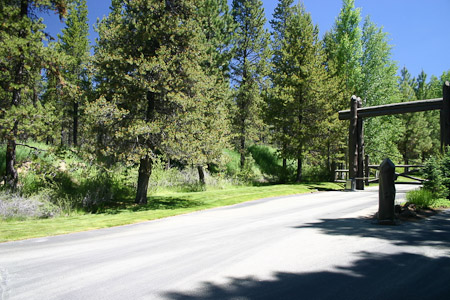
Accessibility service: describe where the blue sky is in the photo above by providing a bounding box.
[41,0,450,81]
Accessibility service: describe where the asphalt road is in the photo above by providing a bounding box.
[1,184,450,300]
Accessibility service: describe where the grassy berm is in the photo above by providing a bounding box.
[0,183,341,242]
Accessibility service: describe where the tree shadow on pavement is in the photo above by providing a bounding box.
[165,252,450,300]
[294,209,450,248]
[165,210,450,300]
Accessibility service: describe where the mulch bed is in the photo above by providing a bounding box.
[372,203,442,225]
[394,202,438,222]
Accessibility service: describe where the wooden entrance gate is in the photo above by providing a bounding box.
[338,82,450,190]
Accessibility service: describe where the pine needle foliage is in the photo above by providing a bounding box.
[230,0,271,168]
[0,0,69,189]
[91,0,230,204]
[267,1,331,182]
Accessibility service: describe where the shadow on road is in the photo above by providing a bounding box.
[165,252,450,299]
[165,210,450,300]
[295,209,450,247]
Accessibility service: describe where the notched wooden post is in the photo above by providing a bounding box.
[348,96,358,189]
[356,98,364,190]
[442,81,450,151]
[378,158,396,225]
[364,154,369,186]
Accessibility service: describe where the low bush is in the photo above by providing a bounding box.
[0,191,61,220]
[302,164,331,182]
[406,188,436,209]
[1,142,339,218]
[423,147,450,199]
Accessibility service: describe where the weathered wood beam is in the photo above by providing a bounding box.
[356,98,364,190]
[395,173,425,182]
[368,165,424,168]
[339,98,443,120]
[442,82,450,149]
[348,96,359,182]
[364,154,370,186]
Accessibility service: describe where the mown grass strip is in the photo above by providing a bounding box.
[0,183,342,242]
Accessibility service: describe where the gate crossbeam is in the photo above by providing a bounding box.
[339,98,443,120]
[338,82,450,191]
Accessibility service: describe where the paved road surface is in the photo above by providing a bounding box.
[1,184,450,299]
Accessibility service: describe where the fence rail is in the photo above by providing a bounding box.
[334,164,425,185]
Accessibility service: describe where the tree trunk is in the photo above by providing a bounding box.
[4,136,18,190]
[135,156,152,205]
[240,135,245,168]
[197,166,205,185]
[73,101,78,146]
[5,1,28,189]
[295,157,302,183]
[281,158,287,183]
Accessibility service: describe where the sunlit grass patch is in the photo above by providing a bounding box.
[0,182,342,242]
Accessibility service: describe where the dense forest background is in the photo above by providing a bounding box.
[1,0,449,210]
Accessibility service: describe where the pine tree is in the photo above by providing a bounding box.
[267,2,330,182]
[415,70,443,157]
[397,68,432,164]
[230,0,270,168]
[197,0,235,79]
[91,0,226,203]
[58,0,90,146]
[0,0,68,189]
[194,0,234,183]
[267,0,294,180]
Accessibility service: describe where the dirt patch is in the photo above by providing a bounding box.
[394,203,438,222]
[372,203,443,224]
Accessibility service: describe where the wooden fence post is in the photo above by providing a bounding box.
[349,96,358,185]
[378,158,396,224]
[356,98,364,190]
[442,81,450,151]
[364,154,369,186]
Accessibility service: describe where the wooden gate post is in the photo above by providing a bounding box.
[364,154,370,186]
[378,158,396,224]
[348,96,358,185]
[356,98,364,190]
[442,81,450,151]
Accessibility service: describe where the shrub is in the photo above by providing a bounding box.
[302,164,331,182]
[423,156,447,198]
[406,189,436,209]
[0,191,61,220]
[423,147,450,199]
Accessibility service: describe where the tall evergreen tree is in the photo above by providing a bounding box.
[397,67,432,164]
[58,0,90,146]
[267,2,330,182]
[194,0,234,183]
[230,0,270,168]
[0,0,68,189]
[414,70,428,101]
[197,0,235,79]
[91,0,226,203]
[267,0,294,179]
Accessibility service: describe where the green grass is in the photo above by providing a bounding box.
[406,189,435,208]
[405,188,450,209]
[432,198,450,208]
[0,182,342,243]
